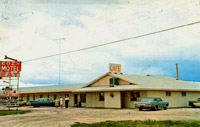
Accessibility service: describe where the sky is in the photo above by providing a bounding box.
[0,0,200,88]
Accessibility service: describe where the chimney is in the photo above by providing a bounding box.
[176,63,179,80]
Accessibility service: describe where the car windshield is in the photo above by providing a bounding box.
[36,98,43,101]
[141,98,154,102]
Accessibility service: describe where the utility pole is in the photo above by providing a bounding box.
[176,63,179,80]
[55,38,65,85]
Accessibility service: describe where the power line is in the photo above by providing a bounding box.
[23,20,200,63]
[148,51,200,75]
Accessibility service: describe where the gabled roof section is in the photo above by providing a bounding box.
[74,75,200,92]
[84,72,136,87]
[84,73,109,87]
[110,74,178,85]
[75,74,200,92]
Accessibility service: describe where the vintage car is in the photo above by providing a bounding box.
[134,97,169,111]
[27,98,55,107]
[19,99,27,106]
[189,98,200,108]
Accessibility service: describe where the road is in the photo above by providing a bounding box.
[0,107,200,127]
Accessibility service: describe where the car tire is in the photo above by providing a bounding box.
[191,104,195,108]
[139,107,143,111]
[151,107,156,111]
[164,106,167,110]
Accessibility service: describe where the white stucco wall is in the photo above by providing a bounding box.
[86,93,104,108]
[122,91,147,108]
[146,91,200,107]
[105,92,121,108]
[68,94,74,107]
[21,90,200,108]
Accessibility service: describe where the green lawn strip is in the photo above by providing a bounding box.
[71,120,200,127]
[0,110,31,116]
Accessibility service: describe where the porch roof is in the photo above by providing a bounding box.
[19,84,87,94]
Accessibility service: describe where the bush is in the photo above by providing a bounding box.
[71,120,200,127]
[0,110,31,116]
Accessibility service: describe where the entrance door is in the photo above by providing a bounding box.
[121,92,126,108]
[74,94,78,105]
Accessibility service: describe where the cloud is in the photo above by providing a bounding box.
[1,0,200,87]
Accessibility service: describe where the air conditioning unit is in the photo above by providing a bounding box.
[110,84,114,87]
[109,78,119,86]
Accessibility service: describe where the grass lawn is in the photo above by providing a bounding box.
[71,120,200,127]
[0,110,31,116]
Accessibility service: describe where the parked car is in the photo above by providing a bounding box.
[19,99,27,106]
[189,98,200,108]
[27,98,55,107]
[134,97,169,111]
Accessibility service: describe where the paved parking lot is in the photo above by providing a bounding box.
[0,106,200,127]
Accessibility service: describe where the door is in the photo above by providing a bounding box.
[74,94,78,105]
[121,92,126,108]
[33,95,35,100]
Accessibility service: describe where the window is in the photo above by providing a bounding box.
[27,95,29,101]
[40,95,43,98]
[54,94,57,100]
[109,78,119,85]
[155,98,162,101]
[182,92,186,96]
[33,95,35,100]
[131,91,140,101]
[80,94,86,103]
[166,91,171,96]
[99,92,104,101]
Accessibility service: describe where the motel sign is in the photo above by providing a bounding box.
[0,61,21,71]
[0,56,22,108]
[0,61,21,77]
[0,71,20,77]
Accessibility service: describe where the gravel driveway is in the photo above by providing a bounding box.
[0,107,200,127]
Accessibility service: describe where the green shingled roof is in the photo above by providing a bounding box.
[19,84,87,93]
[75,73,200,92]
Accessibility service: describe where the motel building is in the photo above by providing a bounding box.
[19,64,200,108]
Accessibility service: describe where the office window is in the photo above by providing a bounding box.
[99,92,104,101]
[131,91,140,101]
[182,92,186,96]
[40,95,43,98]
[80,94,86,103]
[27,95,29,101]
[109,78,119,85]
[166,91,171,96]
